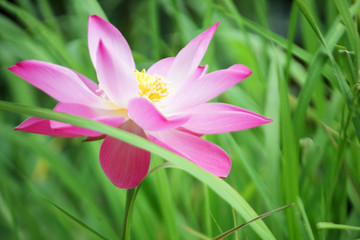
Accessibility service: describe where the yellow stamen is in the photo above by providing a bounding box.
[134,69,168,103]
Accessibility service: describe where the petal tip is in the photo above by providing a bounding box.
[208,21,219,34]
[89,14,102,22]
[265,118,273,124]
[8,61,25,73]
[8,65,16,72]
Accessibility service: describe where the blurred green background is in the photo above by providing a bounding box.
[0,0,360,239]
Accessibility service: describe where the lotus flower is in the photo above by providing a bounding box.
[10,15,272,189]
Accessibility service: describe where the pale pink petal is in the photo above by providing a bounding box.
[99,121,150,189]
[166,22,218,90]
[88,15,135,69]
[165,64,252,113]
[187,65,208,82]
[128,97,189,131]
[8,60,105,108]
[15,117,81,137]
[147,57,208,86]
[50,103,126,137]
[96,40,138,107]
[147,130,231,178]
[147,57,174,76]
[181,103,272,134]
[74,72,102,96]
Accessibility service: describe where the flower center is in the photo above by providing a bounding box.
[134,69,168,103]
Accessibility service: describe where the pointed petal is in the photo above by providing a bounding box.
[51,103,126,137]
[96,40,138,107]
[166,64,252,113]
[128,97,189,131]
[15,117,81,137]
[166,22,218,90]
[99,121,150,189]
[181,103,272,134]
[74,72,102,96]
[147,57,174,76]
[187,65,208,82]
[148,130,231,178]
[88,15,135,69]
[147,57,207,85]
[8,60,105,108]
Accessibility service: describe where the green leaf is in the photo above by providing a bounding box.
[0,100,276,240]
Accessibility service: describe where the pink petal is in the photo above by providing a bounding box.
[15,117,81,137]
[181,103,272,134]
[96,40,138,107]
[128,97,189,131]
[99,121,150,189]
[187,65,208,82]
[88,15,135,70]
[147,130,231,178]
[147,57,208,84]
[147,57,175,76]
[166,22,218,90]
[8,60,105,108]
[51,103,126,137]
[166,64,252,113]
[74,72,102,96]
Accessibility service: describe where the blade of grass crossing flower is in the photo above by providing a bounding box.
[0,101,276,240]
[152,156,180,240]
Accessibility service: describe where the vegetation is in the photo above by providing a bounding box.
[0,0,359,239]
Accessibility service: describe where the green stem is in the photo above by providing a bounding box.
[121,187,140,240]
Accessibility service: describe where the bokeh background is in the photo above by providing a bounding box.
[0,0,359,239]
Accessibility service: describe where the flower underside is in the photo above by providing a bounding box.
[134,69,168,103]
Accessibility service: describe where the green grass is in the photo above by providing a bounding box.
[0,0,359,239]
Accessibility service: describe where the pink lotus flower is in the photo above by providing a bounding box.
[10,15,272,189]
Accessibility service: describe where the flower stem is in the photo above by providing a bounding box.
[121,187,139,240]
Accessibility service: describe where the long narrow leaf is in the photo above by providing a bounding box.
[0,100,276,240]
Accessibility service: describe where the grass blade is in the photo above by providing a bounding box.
[0,100,276,240]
